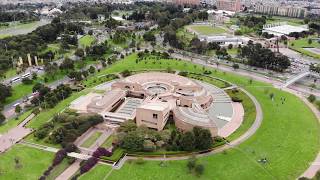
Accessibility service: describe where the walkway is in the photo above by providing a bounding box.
[0,113,35,153]
[282,71,311,88]
[56,159,81,180]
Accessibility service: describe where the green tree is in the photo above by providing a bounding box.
[193,127,213,150]
[195,164,204,176]
[0,112,5,124]
[180,131,195,151]
[120,131,144,152]
[15,105,21,114]
[187,156,197,172]
[308,94,316,103]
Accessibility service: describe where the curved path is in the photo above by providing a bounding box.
[115,87,263,168]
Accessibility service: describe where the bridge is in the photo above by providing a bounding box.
[282,71,312,88]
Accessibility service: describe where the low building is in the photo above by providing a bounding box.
[262,22,309,36]
[199,35,250,46]
[70,72,241,137]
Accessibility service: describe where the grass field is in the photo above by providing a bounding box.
[4,82,34,105]
[0,144,54,180]
[26,89,89,129]
[289,37,320,59]
[2,68,17,79]
[82,54,320,179]
[266,16,304,26]
[226,89,256,141]
[185,25,226,35]
[101,135,114,148]
[4,54,317,179]
[46,159,70,180]
[81,131,103,148]
[0,34,10,39]
[79,164,112,180]
[79,35,96,47]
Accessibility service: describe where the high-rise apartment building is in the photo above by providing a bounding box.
[216,0,241,12]
[254,5,308,18]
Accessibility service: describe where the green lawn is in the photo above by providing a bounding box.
[4,71,68,106]
[226,89,256,141]
[266,16,304,26]
[2,68,17,79]
[289,37,320,59]
[46,158,70,180]
[0,34,10,39]
[81,131,103,148]
[101,135,114,149]
[5,83,34,105]
[0,110,32,134]
[26,89,89,129]
[0,144,54,180]
[83,54,320,179]
[79,164,112,180]
[79,35,96,47]
[185,25,226,35]
[8,53,318,179]
[186,73,230,88]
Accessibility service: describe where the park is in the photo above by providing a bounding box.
[0,53,318,179]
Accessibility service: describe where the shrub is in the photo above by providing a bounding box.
[231,96,243,102]
[93,147,112,158]
[121,69,131,77]
[187,157,197,172]
[307,94,316,103]
[195,164,204,176]
[53,149,67,166]
[80,157,98,174]
[135,157,145,165]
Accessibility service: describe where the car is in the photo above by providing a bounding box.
[13,102,20,107]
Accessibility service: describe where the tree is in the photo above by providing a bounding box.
[232,63,240,70]
[75,48,85,58]
[60,58,74,71]
[308,94,316,102]
[120,131,144,152]
[143,32,156,42]
[308,39,313,45]
[187,156,197,172]
[22,78,33,85]
[32,72,37,80]
[180,131,195,151]
[118,120,137,133]
[228,44,233,49]
[195,164,204,176]
[193,127,213,150]
[0,84,12,103]
[0,113,5,124]
[88,66,96,74]
[15,105,21,114]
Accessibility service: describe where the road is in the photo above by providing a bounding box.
[2,76,71,119]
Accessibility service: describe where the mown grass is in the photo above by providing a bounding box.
[79,164,112,180]
[0,144,54,180]
[86,53,320,180]
[185,25,227,35]
[81,131,103,148]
